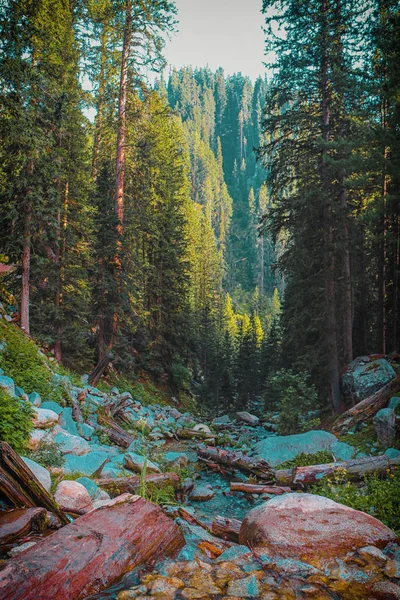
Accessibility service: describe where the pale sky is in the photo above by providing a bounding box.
[164,0,266,81]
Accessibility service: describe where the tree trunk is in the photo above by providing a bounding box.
[0,507,47,547]
[275,454,400,488]
[21,160,33,334]
[230,482,292,495]
[94,473,180,497]
[198,446,275,481]
[331,375,400,435]
[0,494,185,600]
[0,442,68,525]
[211,516,242,543]
[320,0,341,413]
[91,27,108,181]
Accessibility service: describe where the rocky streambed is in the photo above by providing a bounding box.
[0,357,400,599]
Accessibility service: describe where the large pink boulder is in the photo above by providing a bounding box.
[239,493,398,562]
[54,480,93,514]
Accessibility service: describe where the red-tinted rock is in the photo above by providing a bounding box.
[0,494,185,600]
[239,493,398,562]
[0,508,47,546]
[54,480,93,514]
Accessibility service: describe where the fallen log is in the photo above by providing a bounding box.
[176,428,216,441]
[0,442,68,526]
[230,482,292,495]
[96,410,134,448]
[0,508,47,546]
[198,446,275,482]
[211,515,241,543]
[0,494,185,600]
[274,454,400,487]
[177,507,232,553]
[332,376,400,435]
[94,472,180,497]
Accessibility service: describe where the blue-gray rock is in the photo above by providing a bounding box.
[89,443,121,457]
[124,452,161,474]
[226,574,260,598]
[111,387,120,395]
[40,400,64,415]
[236,411,260,425]
[385,448,400,459]
[22,456,51,492]
[60,407,80,437]
[0,368,4,375]
[15,386,26,398]
[216,545,251,563]
[80,423,94,440]
[342,356,396,402]
[373,408,396,446]
[388,396,400,411]
[254,430,339,467]
[331,441,355,461]
[212,415,231,427]
[0,375,15,397]
[76,476,99,499]
[99,464,125,479]
[190,484,214,501]
[53,430,90,455]
[164,451,189,469]
[176,415,195,429]
[28,391,42,407]
[63,451,109,476]
[32,407,59,429]
[110,453,125,467]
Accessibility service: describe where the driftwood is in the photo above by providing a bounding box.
[198,446,275,482]
[274,454,400,487]
[176,428,216,441]
[0,494,185,600]
[94,472,180,497]
[211,515,241,543]
[0,442,68,525]
[0,508,47,546]
[88,351,113,387]
[230,482,292,495]
[332,376,400,435]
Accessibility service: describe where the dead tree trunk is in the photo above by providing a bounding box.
[211,516,241,543]
[0,494,185,600]
[94,472,180,497]
[332,376,400,435]
[198,447,274,482]
[0,507,47,547]
[275,454,400,488]
[0,443,68,525]
[230,482,292,495]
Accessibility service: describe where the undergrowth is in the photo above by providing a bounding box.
[28,440,65,468]
[0,389,34,453]
[277,450,335,469]
[312,467,400,535]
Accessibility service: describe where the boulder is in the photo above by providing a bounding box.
[190,484,214,502]
[193,423,211,434]
[54,480,93,514]
[0,375,15,397]
[53,430,91,456]
[236,411,260,425]
[389,396,400,411]
[239,493,398,563]
[32,408,59,429]
[28,392,41,407]
[124,452,161,474]
[254,430,338,467]
[342,356,396,402]
[40,400,64,415]
[373,408,396,446]
[60,407,80,436]
[63,451,109,477]
[21,456,52,492]
[331,440,355,461]
[164,452,189,469]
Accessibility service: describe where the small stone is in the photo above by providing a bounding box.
[373,408,396,446]
[188,571,221,595]
[32,408,60,429]
[8,541,37,557]
[193,423,211,434]
[124,452,161,474]
[358,545,388,565]
[226,574,260,598]
[28,391,42,407]
[190,485,215,502]
[150,576,185,596]
[236,411,260,425]
[0,375,16,397]
[181,589,209,599]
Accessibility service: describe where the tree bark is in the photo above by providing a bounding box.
[94,472,180,497]
[20,159,33,334]
[331,375,400,435]
[275,454,400,488]
[198,446,274,482]
[230,482,292,495]
[211,516,242,543]
[0,442,68,525]
[0,494,185,600]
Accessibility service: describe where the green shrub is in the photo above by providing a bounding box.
[170,360,191,391]
[28,440,65,468]
[264,369,319,434]
[277,450,335,470]
[312,467,400,535]
[0,390,34,453]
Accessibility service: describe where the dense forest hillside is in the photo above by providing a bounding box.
[0,0,399,418]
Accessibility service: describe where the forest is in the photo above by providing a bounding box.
[0,0,398,418]
[0,1,400,599]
